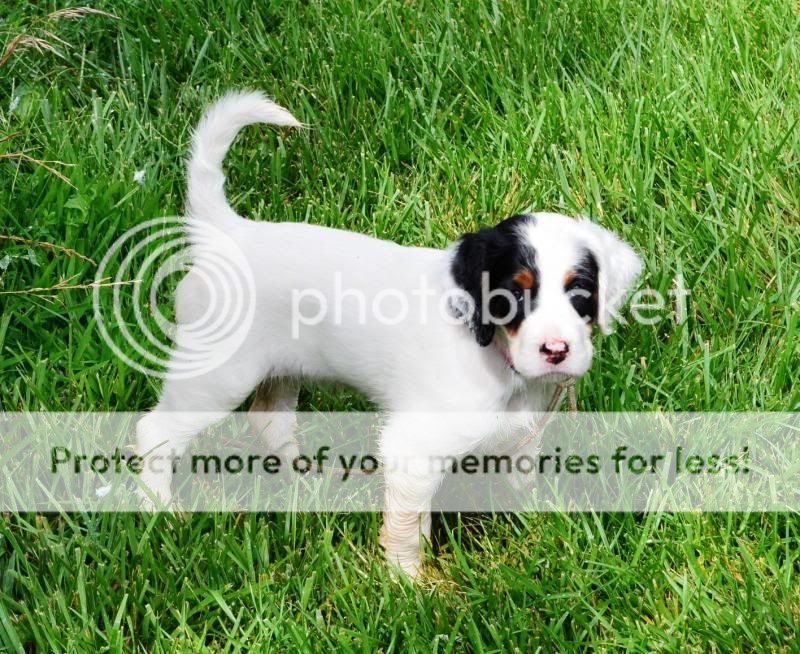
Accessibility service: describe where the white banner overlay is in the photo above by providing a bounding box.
[0,412,797,512]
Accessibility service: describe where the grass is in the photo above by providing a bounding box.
[1,0,799,650]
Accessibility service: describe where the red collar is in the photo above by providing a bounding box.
[496,344,519,373]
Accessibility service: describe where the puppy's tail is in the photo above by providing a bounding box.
[186,91,302,226]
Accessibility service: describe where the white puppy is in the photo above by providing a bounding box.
[136,91,642,577]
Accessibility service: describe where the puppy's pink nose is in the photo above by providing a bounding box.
[540,339,569,364]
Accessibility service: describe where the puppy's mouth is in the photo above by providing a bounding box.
[507,357,587,382]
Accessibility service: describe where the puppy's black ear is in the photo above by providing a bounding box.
[450,231,497,347]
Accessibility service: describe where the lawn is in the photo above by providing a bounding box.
[1,0,799,650]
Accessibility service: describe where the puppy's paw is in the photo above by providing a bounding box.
[384,551,423,581]
[249,411,299,462]
[135,472,173,511]
[379,522,424,581]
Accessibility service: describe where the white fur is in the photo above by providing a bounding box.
[137,92,642,577]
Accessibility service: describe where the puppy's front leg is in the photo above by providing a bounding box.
[378,415,482,578]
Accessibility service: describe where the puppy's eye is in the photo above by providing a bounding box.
[511,288,524,301]
[567,286,597,322]
[567,278,596,295]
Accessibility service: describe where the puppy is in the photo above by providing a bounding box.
[136,91,642,577]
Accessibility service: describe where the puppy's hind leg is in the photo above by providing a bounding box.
[248,377,301,461]
[136,351,268,505]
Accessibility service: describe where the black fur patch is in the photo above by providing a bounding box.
[451,214,539,346]
[565,250,600,323]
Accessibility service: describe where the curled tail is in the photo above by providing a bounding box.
[186,91,302,226]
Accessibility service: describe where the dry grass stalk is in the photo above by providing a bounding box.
[0,6,117,68]
[0,151,75,187]
[0,235,97,266]
[47,7,118,21]
[0,276,137,297]
[0,34,63,67]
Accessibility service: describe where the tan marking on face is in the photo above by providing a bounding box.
[564,269,576,287]
[513,268,535,289]
[504,324,519,337]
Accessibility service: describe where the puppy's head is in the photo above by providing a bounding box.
[450,212,642,379]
